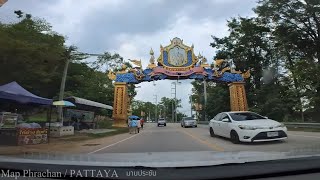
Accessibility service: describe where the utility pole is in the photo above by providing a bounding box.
[203,80,207,121]
[171,82,178,122]
[174,81,177,123]
[58,51,72,123]
[171,83,175,122]
[189,94,193,117]
[153,94,157,121]
[171,101,174,122]
[171,81,181,122]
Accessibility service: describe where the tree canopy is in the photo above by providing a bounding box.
[0,11,130,110]
[131,97,184,122]
[191,0,320,122]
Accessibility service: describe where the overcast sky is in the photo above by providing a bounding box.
[1,0,257,116]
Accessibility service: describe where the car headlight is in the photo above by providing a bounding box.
[275,123,285,128]
[238,125,257,130]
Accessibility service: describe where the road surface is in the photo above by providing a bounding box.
[89,123,320,154]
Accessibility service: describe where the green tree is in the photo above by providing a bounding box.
[0,11,122,111]
[65,62,114,105]
[158,97,181,122]
[208,16,299,121]
[92,52,137,100]
[255,0,320,115]
[177,112,187,122]
[205,83,230,119]
[131,100,157,120]
[211,17,272,90]
[0,11,66,98]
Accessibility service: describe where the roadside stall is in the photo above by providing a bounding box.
[63,96,113,130]
[64,109,95,130]
[0,81,52,145]
[48,100,75,137]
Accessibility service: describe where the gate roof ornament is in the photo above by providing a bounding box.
[156,37,198,70]
[108,37,250,83]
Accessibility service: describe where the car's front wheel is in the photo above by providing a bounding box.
[210,127,215,137]
[230,130,240,144]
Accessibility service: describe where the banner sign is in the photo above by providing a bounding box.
[152,66,207,77]
[17,128,48,145]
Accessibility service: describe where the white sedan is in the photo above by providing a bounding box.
[209,111,288,143]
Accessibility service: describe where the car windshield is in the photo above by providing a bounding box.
[1,0,320,179]
[229,112,266,121]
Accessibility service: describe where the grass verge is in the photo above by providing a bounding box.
[53,127,129,142]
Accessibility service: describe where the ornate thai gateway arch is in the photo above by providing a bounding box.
[108,37,250,127]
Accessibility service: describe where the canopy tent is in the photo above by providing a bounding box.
[0,81,52,105]
[64,96,113,110]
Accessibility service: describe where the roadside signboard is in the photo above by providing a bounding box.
[17,128,48,145]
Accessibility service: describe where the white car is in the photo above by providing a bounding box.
[181,117,197,128]
[209,111,288,143]
[157,118,166,127]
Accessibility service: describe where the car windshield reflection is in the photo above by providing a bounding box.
[229,112,266,121]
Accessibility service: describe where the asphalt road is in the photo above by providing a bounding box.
[90,123,320,154]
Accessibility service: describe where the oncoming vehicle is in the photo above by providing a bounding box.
[209,111,288,144]
[181,117,197,128]
[157,118,166,127]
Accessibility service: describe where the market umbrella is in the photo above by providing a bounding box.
[53,100,75,107]
[129,115,140,120]
[52,100,76,126]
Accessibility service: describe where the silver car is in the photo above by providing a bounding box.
[157,118,166,127]
[181,117,197,128]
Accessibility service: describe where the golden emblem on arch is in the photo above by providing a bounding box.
[168,46,188,66]
[156,37,198,69]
